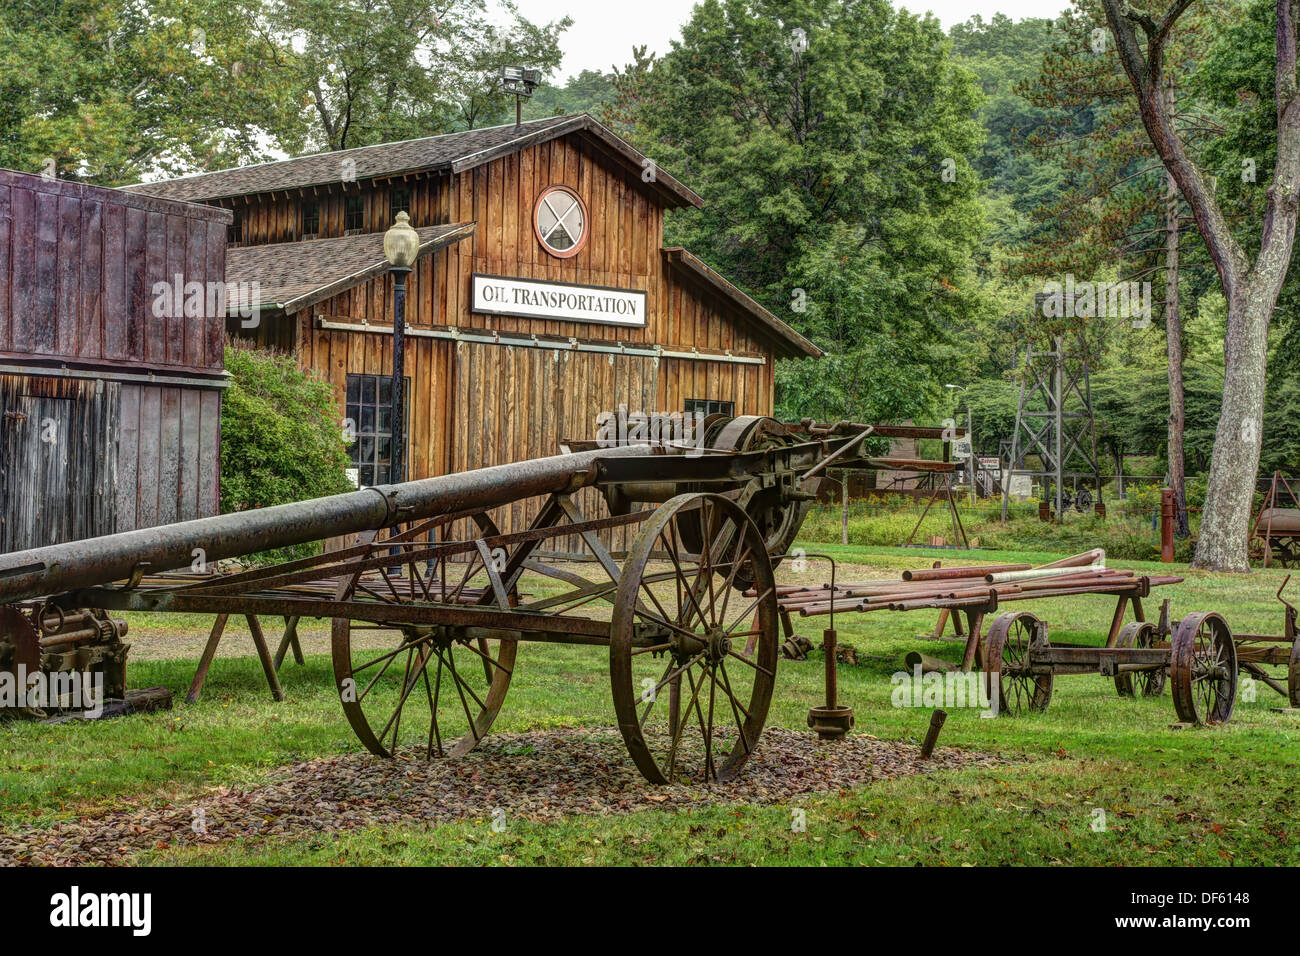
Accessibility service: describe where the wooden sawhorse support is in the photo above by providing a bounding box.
[186,613,299,704]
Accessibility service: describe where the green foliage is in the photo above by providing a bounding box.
[220,343,352,563]
[0,0,306,183]
[0,0,570,181]
[625,0,986,424]
[275,0,571,147]
[523,69,615,121]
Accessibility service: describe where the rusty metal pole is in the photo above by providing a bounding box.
[807,626,855,740]
[824,627,838,709]
[1160,488,1175,563]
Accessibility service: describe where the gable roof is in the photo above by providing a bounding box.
[226,222,474,316]
[124,114,703,210]
[662,248,822,359]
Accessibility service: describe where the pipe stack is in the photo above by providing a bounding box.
[756,551,1183,618]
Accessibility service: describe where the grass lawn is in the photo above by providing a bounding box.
[2,541,1298,866]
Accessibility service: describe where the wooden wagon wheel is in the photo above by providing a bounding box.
[983,611,1053,716]
[1113,621,1167,698]
[332,512,517,759]
[610,493,779,784]
[1170,612,1236,725]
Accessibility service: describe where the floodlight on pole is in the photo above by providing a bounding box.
[500,66,542,126]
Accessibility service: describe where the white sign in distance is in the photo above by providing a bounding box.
[1004,472,1033,499]
[472,273,647,327]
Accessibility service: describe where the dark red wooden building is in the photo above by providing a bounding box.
[0,168,231,551]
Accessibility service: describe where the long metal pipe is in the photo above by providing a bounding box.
[0,444,657,605]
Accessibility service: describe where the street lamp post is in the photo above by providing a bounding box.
[383,211,419,486]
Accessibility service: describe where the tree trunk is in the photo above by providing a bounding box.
[1191,288,1272,571]
[1164,157,1190,538]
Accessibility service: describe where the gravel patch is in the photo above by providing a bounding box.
[0,727,1008,865]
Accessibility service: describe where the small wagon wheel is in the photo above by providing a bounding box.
[1113,621,1167,698]
[1272,536,1300,568]
[983,611,1053,716]
[610,493,779,784]
[1075,488,1093,513]
[1170,612,1236,725]
[332,512,517,759]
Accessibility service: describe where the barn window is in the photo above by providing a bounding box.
[344,194,364,233]
[534,185,588,258]
[345,373,409,486]
[684,398,735,418]
[390,188,411,223]
[227,208,242,246]
[301,199,320,238]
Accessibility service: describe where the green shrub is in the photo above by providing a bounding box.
[220,343,353,563]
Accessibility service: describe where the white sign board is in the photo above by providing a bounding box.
[1004,472,1033,499]
[472,273,647,327]
[951,438,972,459]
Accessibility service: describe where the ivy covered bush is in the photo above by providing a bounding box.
[220,342,352,562]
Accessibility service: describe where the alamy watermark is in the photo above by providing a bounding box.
[891,663,999,716]
[1040,274,1151,328]
[1,665,103,716]
[152,273,262,329]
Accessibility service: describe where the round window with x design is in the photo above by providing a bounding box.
[534,186,588,258]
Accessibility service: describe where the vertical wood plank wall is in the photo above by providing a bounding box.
[0,169,230,374]
[0,170,229,550]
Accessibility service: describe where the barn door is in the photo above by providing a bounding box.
[1,397,72,552]
[0,378,119,553]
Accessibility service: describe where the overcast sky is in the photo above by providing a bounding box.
[520,0,1071,80]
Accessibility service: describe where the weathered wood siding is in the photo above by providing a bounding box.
[0,169,231,375]
[0,169,229,549]
[0,376,117,551]
[290,133,777,484]
[115,383,222,532]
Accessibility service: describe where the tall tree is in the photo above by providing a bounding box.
[627,0,985,424]
[271,0,570,150]
[1102,0,1300,571]
[1019,2,1229,537]
[0,0,304,183]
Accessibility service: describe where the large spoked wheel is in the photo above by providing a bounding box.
[1171,612,1236,725]
[332,512,517,759]
[983,611,1053,716]
[1114,621,1167,698]
[610,493,779,784]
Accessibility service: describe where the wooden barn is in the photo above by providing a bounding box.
[125,114,819,545]
[0,168,231,551]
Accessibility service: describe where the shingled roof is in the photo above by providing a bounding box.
[124,114,703,209]
[226,222,475,316]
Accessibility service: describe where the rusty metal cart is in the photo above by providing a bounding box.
[0,417,955,784]
[1232,576,1300,708]
[770,556,1236,724]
